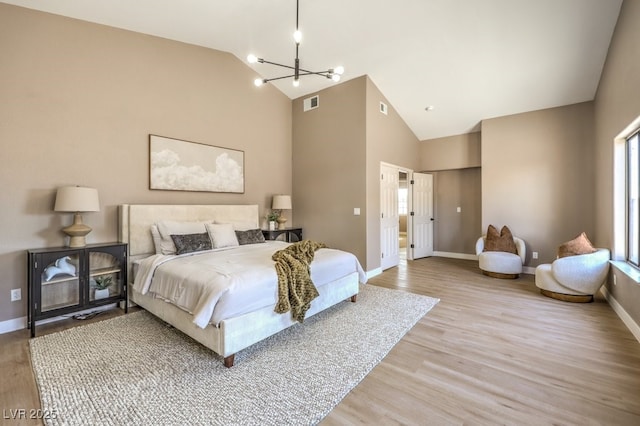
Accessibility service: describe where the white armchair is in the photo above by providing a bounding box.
[535,248,610,302]
[476,236,526,279]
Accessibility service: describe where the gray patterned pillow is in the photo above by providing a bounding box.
[235,229,266,245]
[170,233,212,255]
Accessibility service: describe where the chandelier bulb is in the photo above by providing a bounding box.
[247,54,259,64]
[331,74,341,82]
[254,78,265,87]
[292,79,300,87]
[334,66,344,75]
[293,30,302,44]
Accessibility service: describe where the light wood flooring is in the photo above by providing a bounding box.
[1,257,639,425]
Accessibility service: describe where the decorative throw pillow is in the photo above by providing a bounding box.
[483,225,517,254]
[557,232,597,258]
[206,223,239,249]
[156,220,209,255]
[235,229,266,245]
[170,233,212,255]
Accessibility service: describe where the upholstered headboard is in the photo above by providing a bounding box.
[118,204,260,258]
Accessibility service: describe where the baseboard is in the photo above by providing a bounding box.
[523,266,536,275]
[433,251,478,261]
[600,286,640,343]
[0,316,28,334]
[366,268,383,279]
[0,303,119,335]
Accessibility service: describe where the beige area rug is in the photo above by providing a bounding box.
[30,285,439,426]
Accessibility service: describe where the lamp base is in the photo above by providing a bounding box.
[276,216,288,230]
[63,212,92,248]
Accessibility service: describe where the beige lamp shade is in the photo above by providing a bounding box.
[272,195,292,230]
[54,186,100,212]
[54,186,100,247]
[272,195,292,210]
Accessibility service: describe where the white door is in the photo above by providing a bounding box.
[412,172,433,259]
[380,163,400,270]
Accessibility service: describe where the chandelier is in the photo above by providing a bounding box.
[247,0,344,88]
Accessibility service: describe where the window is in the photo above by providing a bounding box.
[627,130,640,266]
[398,188,408,215]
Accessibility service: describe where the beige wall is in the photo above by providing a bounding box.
[481,102,595,267]
[292,78,367,265]
[432,168,482,254]
[594,0,640,324]
[420,132,481,171]
[365,78,420,270]
[419,132,482,256]
[0,4,292,323]
[292,76,419,271]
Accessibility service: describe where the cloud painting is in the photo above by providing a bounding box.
[150,135,244,193]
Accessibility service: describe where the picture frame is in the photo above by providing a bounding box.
[149,135,244,193]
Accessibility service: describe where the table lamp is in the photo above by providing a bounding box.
[272,195,292,230]
[54,186,100,247]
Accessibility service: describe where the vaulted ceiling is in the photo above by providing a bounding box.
[1,0,623,140]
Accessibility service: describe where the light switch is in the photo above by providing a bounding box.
[354,208,361,216]
[456,207,461,213]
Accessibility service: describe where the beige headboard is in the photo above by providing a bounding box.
[118,204,260,258]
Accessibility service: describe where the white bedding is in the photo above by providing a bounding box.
[134,241,367,328]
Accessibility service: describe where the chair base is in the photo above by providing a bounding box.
[482,270,519,279]
[539,289,593,303]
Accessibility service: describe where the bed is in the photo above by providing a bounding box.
[118,204,365,367]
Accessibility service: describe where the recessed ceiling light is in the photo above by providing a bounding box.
[425,106,434,111]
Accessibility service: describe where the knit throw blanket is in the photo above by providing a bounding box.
[272,240,326,322]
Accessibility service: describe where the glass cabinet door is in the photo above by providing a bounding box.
[40,253,80,312]
[88,250,123,302]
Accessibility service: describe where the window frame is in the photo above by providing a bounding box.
[626,129,640,267]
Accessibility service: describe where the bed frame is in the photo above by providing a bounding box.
[118,204,359,367]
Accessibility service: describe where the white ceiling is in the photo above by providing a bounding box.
[2,0,623,140]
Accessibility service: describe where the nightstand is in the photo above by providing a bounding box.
[27,242,128,337]
[262,227,303,243]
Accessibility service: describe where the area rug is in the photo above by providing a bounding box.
[30,284,439,426]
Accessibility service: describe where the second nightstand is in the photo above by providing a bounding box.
[262,227,303,243]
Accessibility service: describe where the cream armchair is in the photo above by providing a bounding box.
[476,236,526,279]
[535,248,610,302]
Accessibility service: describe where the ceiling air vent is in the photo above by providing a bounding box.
[380,101,388,115]
[303,95,319,112]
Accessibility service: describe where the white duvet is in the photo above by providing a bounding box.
[133,241,367,328]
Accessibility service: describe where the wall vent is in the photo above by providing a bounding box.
[303,95,319,112]
[380,101,388,115]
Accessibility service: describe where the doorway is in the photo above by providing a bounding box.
[380,163,434,271]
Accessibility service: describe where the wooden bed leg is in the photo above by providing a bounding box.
[223,354,235,368]
[350,294,357,303]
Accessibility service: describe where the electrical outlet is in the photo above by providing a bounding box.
[11,288,21,302]
[532,252,538,259]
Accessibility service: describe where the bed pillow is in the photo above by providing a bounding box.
[483,224,517,254]
[150,224,163,254]
[206,223,239,248]
[235,229,266,245]
[557,232,597,258]
[156,220,209,255]
[170,233,212,255]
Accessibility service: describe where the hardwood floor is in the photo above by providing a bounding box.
[323,257,640,425]
[1,257,639,425]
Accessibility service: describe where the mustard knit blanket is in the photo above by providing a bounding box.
[272,240,326,322]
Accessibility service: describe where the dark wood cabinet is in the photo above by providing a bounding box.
[27,242,127,337]
[262,227,303,242]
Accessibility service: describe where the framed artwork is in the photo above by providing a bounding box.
[149,135,244,193]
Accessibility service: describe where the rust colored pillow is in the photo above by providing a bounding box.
[557,232,597,258]
[484,225,517,254]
